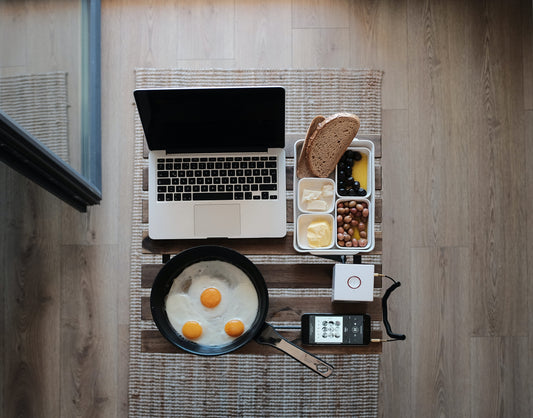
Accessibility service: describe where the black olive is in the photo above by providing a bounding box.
[338,170,346,179]
[338,188,346,195]
[358,188,367,196]
[346,158,353,166]
[346,176,354,184]
[354,151,362,161]
[353,180,360,189]
[346,150,355,159]
[348,189,356,196]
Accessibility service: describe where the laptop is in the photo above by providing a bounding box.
[134,86,287,240]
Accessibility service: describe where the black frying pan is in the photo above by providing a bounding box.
[150,245,333,377]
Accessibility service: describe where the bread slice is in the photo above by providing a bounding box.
[305,113,360,177]
[296,115,325,178]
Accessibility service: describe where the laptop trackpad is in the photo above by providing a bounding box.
[194,204,241,237]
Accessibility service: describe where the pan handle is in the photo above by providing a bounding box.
[255,323,334,378]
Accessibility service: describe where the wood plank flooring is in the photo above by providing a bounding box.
[1,0,532,416]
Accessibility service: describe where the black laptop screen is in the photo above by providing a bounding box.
[134,87,285,153]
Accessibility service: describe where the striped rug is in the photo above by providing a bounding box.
[129,68,383,417]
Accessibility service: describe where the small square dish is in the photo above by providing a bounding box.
[335,147,373,199]
[297,214,335,250]
[334,198,373,250]
[297,178,335,213]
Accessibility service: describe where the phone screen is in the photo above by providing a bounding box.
[304,314,369,345]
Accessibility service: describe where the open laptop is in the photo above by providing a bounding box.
[134,86,287,240]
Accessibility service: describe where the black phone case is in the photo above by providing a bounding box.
[301,313,371,345]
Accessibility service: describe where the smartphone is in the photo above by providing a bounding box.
[301,314,371,345]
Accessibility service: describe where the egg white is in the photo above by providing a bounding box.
[165,260,259,346]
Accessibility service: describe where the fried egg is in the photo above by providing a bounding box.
[165,260,259,345]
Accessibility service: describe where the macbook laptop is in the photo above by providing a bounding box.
[134,86,287,239]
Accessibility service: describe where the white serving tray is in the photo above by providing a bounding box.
[293,138,375,255]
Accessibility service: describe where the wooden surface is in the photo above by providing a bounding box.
[140,262,383,355]
[1,0,532,417]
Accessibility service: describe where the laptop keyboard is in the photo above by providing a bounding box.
[156,156,278,202]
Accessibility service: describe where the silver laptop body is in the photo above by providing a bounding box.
[134,86,287,240]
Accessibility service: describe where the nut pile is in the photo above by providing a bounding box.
[336,200,369,247]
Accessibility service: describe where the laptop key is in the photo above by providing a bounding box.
[260,184,277,191]
[183,193,192,201]
[193,192,233,200]
[157,194,165,201]
[235,192,244,200]
[245,192,253,200]
[261,192,269,199]
[158,178,171,185]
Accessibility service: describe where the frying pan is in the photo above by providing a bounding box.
[150,245,333,377]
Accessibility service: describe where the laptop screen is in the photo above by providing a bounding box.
[134,87,285,153]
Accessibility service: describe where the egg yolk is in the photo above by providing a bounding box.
[182,321,202,339]
[224,319,245,337]
[200,287,222,308]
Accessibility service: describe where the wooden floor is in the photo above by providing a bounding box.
[1,0,532,416]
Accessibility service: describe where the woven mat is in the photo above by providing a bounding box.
[130,68,383,417]
[0,72,69,162]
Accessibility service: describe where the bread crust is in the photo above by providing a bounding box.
[296,115,325,178]
[305,113,360,177]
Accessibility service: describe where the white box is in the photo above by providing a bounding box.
[332,264,374,302]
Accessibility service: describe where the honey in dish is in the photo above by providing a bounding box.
[351,152,368,190]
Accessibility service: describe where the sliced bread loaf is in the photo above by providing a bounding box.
[305,113,360,177]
